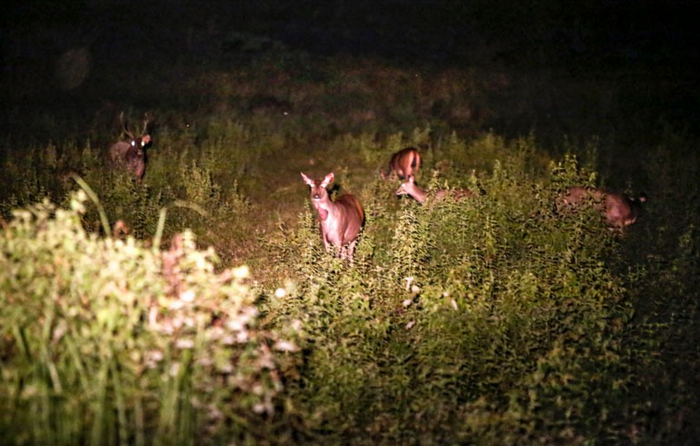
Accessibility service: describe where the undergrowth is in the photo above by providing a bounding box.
[0,191,301,445]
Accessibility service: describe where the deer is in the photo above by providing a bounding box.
[301,172,365,262]
[557,186,647,231]
[109,113,152,180]
[396,175,472,205]
[381,147,421,180]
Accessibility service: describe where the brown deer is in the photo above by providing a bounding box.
[301,172,365,261]
[396,175,472,205]
[381,147,421,180]
[109,113,152,180]
[557,186,647,231]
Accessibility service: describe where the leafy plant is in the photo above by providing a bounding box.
[0,191,301,445]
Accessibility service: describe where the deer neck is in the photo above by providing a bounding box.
[312,196,336,221]
[408,185,428,204]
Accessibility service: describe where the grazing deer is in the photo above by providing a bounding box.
[109,113,152,180]
[396,175,472,205]
[301,172,365,261]
[557,186,647,231]
[381,147,421,180]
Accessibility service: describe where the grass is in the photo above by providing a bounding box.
[1,9,700,444]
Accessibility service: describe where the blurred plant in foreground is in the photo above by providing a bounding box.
[0,190,301,445]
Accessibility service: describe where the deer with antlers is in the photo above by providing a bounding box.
[109,112,152,180]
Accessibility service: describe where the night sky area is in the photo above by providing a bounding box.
[1,0,699,142]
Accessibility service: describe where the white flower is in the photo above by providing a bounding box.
[274,287,287,298]
[176,339,194,349]
[227,319,244,331]
[180,290,195,302]
[273,340,299,352]
[146,350,163,362]
[405,320,416,330]
[233,265,249,279]
[169,300,185,310]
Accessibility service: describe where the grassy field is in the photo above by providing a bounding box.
[2,2,700,444]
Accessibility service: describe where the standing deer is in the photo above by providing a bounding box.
[301,172,365,261]
[381,147,421,180]
[396,175,472,205]
[109,113,152,180]
[557,186,647,231]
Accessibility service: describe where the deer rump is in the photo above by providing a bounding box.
[383,147,421,180]
[558,186,645,230]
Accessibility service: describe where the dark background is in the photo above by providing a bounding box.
[2,0,699,134]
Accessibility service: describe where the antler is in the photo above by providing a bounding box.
[141,112,150,136]
[119,111,135,139]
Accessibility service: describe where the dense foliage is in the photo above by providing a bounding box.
[2,7,700,443]
[0,191,301,445]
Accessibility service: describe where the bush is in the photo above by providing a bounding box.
[0,191,301,445]
[261,148,635,444]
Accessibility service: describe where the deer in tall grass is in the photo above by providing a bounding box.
[557,186,647,231]
[109,113,152,180]
[301,172,365,262]
[396,175,472,205]
[381,147,421,180]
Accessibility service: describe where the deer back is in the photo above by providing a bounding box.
[558,186,645,230]
[329,193,365,246]
[384,147,421,180]
[604,192,646,229]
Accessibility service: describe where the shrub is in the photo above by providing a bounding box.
[0,191,301,445]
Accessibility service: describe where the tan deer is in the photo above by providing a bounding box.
[396,175,472,205]
[381,147,421,180]
[557,186,647,231]
[109,113,152,180]
[301,172,365,261]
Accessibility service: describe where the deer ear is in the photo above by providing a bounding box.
[141,135,151,146]
[321,172,334,188]
[301,172,314,186]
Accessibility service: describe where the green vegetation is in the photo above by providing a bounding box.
[2,18,700,445]
[0,189,301,445]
